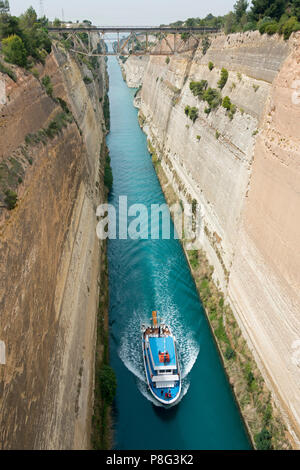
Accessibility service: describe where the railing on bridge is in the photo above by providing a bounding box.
[48,26,220,57]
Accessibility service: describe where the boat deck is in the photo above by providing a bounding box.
[143,326,171,338]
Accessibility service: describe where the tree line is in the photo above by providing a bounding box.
[168,0,300,39]
[0,1,51,67]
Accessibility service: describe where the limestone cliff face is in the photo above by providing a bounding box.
[0,39,108,449]
[120,56,148,87]
[125,31,300,445]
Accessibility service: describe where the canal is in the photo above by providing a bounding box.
[106,57,251,450]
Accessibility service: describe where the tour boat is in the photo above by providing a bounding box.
[141,311,181,405]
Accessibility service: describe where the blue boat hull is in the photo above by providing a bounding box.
[142,334,181,405]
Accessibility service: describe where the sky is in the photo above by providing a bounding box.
[9,0,237,26]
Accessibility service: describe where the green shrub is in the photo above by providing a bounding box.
[41,75,53,97]
[224,345,236,361]
[281,16,300,40]
[189,107,198,123]
[215,130,220,139]
[229,103,236,120]
[99,365,117,405]
[277,13,290,34]
[181,32,190,41]
[265,23,278,35]
[215,317,230,345]
[203,87,222,109]
[254,428,273,450]
[104,153,113,191]
[263,402,273,426]
[103,94,110,130]
[0,60,16,81]
[246,369,255,388]
[189,250,199,269]
[218,68,228,89]
[257,16,273,34]
[4,189,17,210]
[56,97,71,114]
[32,68,39,79]
[83,75,92,84]
[202,36,211,55]
[190,80,208,99]
[208,61,214,71]
[222,96,231,110]
[2,34,27,67]
[184,105,198,123]
[243,22,257,32]
[44,112,72,139]
[259,20,276,34]
[165,56,170,64]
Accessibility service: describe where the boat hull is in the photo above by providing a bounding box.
[142,331,181,406]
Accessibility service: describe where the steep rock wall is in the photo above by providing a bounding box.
[125,31,300,445]
[120,56,148,87]
[0,38,108,449]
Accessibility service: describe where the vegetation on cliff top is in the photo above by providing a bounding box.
[166,0,300,39]
[0,2,52,70]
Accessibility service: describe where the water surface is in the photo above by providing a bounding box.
[107,57,251,450]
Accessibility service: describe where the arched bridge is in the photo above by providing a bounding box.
[48,26,220,57]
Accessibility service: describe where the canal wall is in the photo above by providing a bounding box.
[124,31,300,447]
[119,55,149,88]
[0,36,108,449]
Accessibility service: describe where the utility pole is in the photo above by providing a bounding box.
[62,8,65,24]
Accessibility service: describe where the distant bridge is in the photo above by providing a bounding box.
[48,26,220,56]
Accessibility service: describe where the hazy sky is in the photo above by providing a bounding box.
[10,0,237,26]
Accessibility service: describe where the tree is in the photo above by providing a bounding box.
[292,0,300,20]
[2,34,27,66]
[53,18,61,27]
[0,15,22,40]
[251,0,288,21]
[234,0,249,22]
[186,17,198,27]
[224,11,237,33]
[0,0,10,15]
[20,6,37,29]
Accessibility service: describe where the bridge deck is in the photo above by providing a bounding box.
[48,26,220,34]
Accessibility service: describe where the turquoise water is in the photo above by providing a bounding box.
[107,57,251,450]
